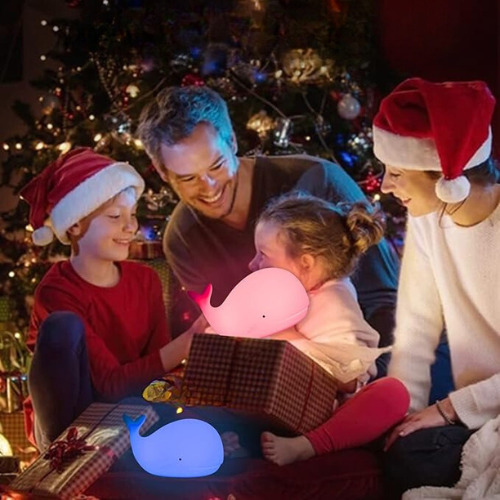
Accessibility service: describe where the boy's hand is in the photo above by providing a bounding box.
[188,313,209,334]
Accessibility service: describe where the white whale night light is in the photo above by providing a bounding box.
[124,415,224,478]
[188,267,310,338]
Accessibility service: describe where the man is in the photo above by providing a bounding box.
[137,86,399,375]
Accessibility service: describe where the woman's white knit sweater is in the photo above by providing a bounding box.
[388,202,500,430]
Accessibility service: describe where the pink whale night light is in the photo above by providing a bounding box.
[188,267,310,338]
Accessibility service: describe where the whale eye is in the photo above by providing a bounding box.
[262,315,266,318]
[178,458,182,461]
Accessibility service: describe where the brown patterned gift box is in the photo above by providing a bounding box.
[183,334,338,435]
[0,411,35,466]
[7,402,158,499]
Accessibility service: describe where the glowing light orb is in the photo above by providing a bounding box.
[124,416,224,478]
[188,268,309,338]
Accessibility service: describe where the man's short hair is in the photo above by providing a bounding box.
[137,86,234,171]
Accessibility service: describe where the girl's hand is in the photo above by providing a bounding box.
[384,399,457,451]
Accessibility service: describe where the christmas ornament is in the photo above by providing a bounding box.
[273,117,293,148]
[106,112,133,143]
[337,94,361,120]
[346,129,372,155]
[246,110,275,138]
[142,187,176,212]
[40,94,61,115]
[315,115,332,137]
[362,171,382,194]
[125,416,224,477]
[170,54,192,72]
[125,84,140,98]
[281,49,323,84]
[181,74,204,87]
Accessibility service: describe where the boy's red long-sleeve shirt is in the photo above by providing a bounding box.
[28,260,170,401]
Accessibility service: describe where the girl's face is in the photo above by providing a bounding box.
[249,220,305,282]
[73,190,138,262]
[380,165,441,217]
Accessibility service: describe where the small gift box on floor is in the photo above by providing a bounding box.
[180,334,338,435]
[6,402,158,499]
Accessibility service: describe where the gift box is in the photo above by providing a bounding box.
[6,403,159,499]
[128,240,163,260]
[182,334,338,435]
[0,411,36,467]
[0,373,29,413]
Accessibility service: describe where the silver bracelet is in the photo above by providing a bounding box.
[435,399,457,425]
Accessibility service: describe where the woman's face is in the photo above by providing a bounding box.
[380,165,441,217]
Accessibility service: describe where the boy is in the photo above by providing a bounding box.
[21,148,204,450]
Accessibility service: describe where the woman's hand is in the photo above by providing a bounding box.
[384,398,458,451]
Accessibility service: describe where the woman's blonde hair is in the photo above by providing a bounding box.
[258,192,385,280]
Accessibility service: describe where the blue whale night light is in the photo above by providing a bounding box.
[124,415,224,478]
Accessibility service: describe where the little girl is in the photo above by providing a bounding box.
[247,193,410,465]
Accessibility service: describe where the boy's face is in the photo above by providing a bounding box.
[72,190,138,261]
[157,123,239,220]
[249,221,303,279]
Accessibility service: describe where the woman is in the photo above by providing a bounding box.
[372,77,500,492]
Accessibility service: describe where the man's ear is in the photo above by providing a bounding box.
[157,168,170,184]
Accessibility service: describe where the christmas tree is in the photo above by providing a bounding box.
[0,0,405,342]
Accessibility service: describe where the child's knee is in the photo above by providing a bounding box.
[38,311,85,350]
[370,377,410,417]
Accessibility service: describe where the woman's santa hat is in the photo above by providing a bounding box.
[373,78,495,203]
[20,147,145,246]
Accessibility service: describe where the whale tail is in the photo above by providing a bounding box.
[123,414,146,435]
[187,284,213,308]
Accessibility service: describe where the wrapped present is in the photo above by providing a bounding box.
[0,372,29,413]
[128,240,163,260]
[179,334,338,435]
[0,411,36,467]
[7,403,159,499]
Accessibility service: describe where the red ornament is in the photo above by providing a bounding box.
[330,90,341,102]
[363,172,382,193]
[181,74,205,87]
[65,0,83,6]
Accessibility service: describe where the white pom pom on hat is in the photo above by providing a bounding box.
[373,78,495,203]
[20,147,145,246]
[32,226,55,246]
[435,176,471,204]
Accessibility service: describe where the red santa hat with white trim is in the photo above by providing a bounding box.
[20,147,145,246]
[373,78,495,203]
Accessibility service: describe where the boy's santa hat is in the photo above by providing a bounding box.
[20,147,145,246]
[373,78,495,203]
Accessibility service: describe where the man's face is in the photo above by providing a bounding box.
[158,123,239,220]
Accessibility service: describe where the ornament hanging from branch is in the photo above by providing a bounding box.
[247,111,275,138]
[39,94,61,116]
[273,117,293,148]
[337,94,361,120]
[281,49,331,84]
